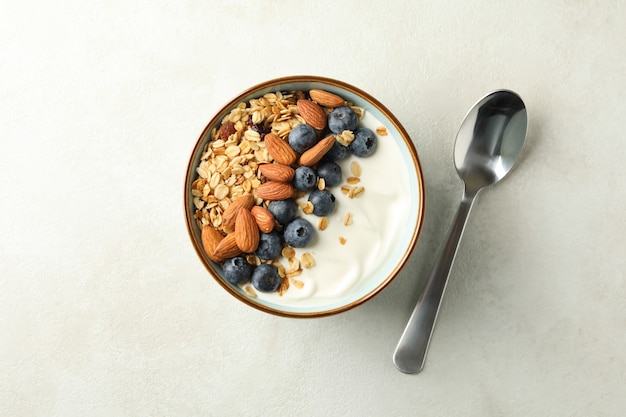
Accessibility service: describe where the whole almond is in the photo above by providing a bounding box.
[264,133,298,165]
[297,99,327,130]
[213,232,241,259]
[309,89,345,107]
[250,206,275,233]
[201,226,225,263]
[222,194,255,232]
[299,135,336,166]
[235,209,259,253]
[255,181,295,201]
[259,163,295,182]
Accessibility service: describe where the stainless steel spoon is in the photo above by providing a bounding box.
[393,90,528,374]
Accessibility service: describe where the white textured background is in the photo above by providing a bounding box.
[2,1,625,416]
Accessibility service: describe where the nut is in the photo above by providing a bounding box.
[235,208,260,253]
[250,205,275,233]
[259,163,295,182]
[201,226,225,263]
[222,194,255,232]
[264,133,297,165]
[192,88,379,297]
[296,99,327,130]
[213,233,242,259]
[255,181,295,201]
[299,135,336,166]
[309,89,345,107]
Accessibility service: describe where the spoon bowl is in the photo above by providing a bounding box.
[455,91,527,194]
[393,90,527,374]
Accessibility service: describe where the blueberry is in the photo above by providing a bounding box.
[284,218,315,248]
[288,123,318,153]
[255,230,283,260]
[316,160,342,187]
[328,106,358,133]
[293,166,317,191]
[308,189,336,216]
[268,199,298,226]
[325,141,350,160]
[251,263,281,293]
[222,256,253,285]
[349,127,377,157]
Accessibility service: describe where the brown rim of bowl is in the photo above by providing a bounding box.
[184,75,425,318]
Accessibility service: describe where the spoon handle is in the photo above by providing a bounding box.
[393,190,477,373]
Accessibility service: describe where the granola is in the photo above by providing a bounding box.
[192,88,382,297]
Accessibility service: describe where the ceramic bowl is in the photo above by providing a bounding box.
[184,75,425,317]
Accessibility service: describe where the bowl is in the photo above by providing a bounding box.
[184,75,425,318]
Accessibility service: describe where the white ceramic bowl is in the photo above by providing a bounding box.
[184,75,425,317]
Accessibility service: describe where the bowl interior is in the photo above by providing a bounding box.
[185,76,425,317]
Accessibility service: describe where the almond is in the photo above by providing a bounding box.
[309,89,345,107]
[264,133,298,165]
[251,205,275,233]
[299,135,336,166]
[213,232,241,259]
[254,181,295,201]
[201,226,225,263]
[235,209,259,253]
[297,99,327,130]
[222,194,255,232]
[259,163,295,182]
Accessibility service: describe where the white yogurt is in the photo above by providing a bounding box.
[252,111,413,309]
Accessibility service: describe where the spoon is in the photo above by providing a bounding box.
[393,90,528,374]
